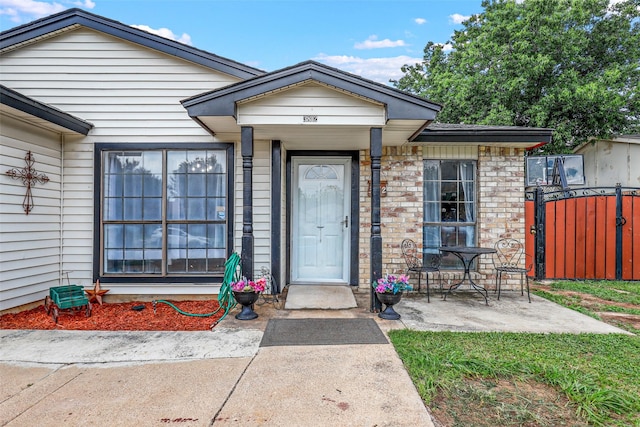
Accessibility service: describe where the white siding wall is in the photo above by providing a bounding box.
[423,145,479,160]
[253,141,272,275]
[280,148,287,289]
[237,83,385,126]
[0,28,241,298]
[576,139,640,187]
[0,117,62,311]
[234,140,271,279]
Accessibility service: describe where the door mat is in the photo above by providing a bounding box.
[259,318,388,347]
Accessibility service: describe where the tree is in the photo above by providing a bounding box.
[393,0,640,153]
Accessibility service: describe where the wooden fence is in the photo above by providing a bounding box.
[525,185,640,281]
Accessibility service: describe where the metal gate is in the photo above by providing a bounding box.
[525,185,640,281]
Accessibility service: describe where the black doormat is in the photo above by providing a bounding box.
[259,318,388,347]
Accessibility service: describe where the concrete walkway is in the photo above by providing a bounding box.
[0,290,630,426]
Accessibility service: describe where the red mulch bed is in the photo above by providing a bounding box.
[0,300,224,331]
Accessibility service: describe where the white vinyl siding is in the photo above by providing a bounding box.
[237,83,385,126]
[234,140,271,278]
[0,29,240,142]
[0,118,62,311]
[0,27,241,299]
[423,145,479,160]
[253,141,271,275]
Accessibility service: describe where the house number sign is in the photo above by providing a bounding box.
[367,180,388,197]
[5,150,50,215]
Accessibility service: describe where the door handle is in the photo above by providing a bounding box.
[341,215,349,228]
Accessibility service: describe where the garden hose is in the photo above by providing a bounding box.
[153,252,241,324]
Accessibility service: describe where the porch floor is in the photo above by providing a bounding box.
[283,285,357,310]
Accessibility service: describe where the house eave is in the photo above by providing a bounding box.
[181,61,442,124]
[413,124,554,146]
[1,85,93,135]
[0,8,265,80]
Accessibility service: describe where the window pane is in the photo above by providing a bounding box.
[168,171,186,198]
[167,225,187,249]
[424,226,441,248]
[123,198,142,220]
[441,161,457,180]
[144,177,162,197]
[104,197,122,220]
[187,198,206,220]
[167,198,186,220]
[102,147,228,277]
[104,174,122,198]
[424,160,439,180]
[143,198,162,220]
[124,224,143,247]
[167,258,186,272]
[461,202,474,222]
[142,152,162,175]
[124,174,142,197]
[104,250,124,273]
[188,224,207,245]
[145,225,162,248]
[105,224,122,247]
[207,198,226,221]
[187,174,206,197]
[167,151,187,173]
[423,160,477,268]
[208,223,225,248]
[207,174,226,197]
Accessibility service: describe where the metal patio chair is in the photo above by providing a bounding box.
[493,238,531,303]
[401,239,441,302]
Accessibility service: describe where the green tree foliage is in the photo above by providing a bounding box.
[393,0,640,153]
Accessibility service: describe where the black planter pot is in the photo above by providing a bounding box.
[376,292,403,320]
[233,291,259,320]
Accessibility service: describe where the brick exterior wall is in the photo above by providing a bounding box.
[358,145,527,291]
[477,146,529,289]
[359,146,424,290]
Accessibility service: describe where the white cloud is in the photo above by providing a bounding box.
[449,13,470,24]
[313,53,423,85]
[0,0,66,22]
[130,24,192,45]
[354,35,406,50]
[414,18,426,25]
[72,0,94,8]
[435,42,454,52]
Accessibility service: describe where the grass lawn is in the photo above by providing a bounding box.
[532,280,640,335]
[390,280,640,426]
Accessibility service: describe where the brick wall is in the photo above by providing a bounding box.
[358,145,527,291]
[359,146,424,289]
[477,146,528,288]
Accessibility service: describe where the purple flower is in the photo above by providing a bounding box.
[372,274,412,294]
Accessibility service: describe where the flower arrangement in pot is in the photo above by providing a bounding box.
[231,277,267,320]
[373,274,412,320]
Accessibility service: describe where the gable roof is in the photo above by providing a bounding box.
[182,60,442,121]
[1,85,93,135]
[0,8,265,80]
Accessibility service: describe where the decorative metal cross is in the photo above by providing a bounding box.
[5,150,50,215]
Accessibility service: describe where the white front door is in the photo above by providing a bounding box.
[291,157,350,284]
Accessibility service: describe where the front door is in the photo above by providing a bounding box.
[291,157,350,284]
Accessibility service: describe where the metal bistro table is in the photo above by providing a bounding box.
[439,246,497,305]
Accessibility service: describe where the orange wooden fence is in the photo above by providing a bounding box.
[525,187,639,281]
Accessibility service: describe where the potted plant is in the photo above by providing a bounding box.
[231,277,267,320]
[373,274,412,320]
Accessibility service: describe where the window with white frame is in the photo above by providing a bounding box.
[423,160,477,268]
[99,145,230,278]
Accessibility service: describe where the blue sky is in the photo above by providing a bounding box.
[0,0,485,84]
